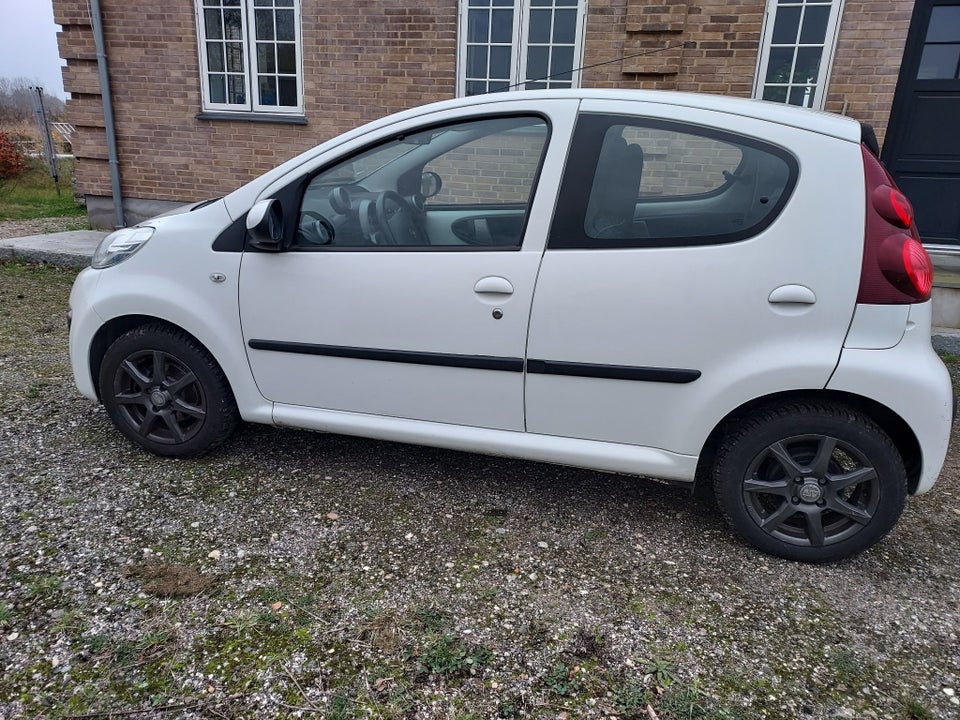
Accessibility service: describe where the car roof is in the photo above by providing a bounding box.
[392,89,863,144]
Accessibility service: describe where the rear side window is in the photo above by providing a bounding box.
[550,114,798,249]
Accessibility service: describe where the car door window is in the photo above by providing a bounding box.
[551,114,798,249]
[295,116,549,249]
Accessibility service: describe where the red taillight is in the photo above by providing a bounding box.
[871,185,914,228]
[903,237,933,296]
[858,144,931,303]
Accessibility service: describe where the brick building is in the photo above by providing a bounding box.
[53,0,959,251]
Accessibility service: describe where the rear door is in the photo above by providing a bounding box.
[525,99,864,456]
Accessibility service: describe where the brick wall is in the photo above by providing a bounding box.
[825,1,914,147]
[54,0,912,214]
[54,0,458,208]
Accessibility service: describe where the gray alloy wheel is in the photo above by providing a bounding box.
[99,323,238,457]
[713,402,907,562]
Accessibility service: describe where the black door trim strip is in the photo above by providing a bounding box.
[248,339,701,383]
[526,359,701,384]
[247,339,525,372]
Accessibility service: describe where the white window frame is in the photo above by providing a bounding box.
[456,0,588,98]
[753,0,846,110]
[194,0,304,116]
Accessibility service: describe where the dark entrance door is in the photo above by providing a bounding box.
[882,0,960,247]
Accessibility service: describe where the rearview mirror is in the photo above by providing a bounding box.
[246,198,285,251]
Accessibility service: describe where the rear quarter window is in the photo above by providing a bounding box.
[550,114,799,249]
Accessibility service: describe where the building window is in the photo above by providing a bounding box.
[754,0,845,109]
[195,0,303,114]
[457,0,587,97]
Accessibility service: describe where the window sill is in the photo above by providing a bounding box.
[196,111,308,125]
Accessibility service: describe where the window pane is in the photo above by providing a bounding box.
[580,123,793,245]
[525,81,547,89]
[276,9,295,41]
[789,85,815,107]
[204,9,223,39]
[206,42,224,72]
[529,9,551,43]
[467,9,489,43]
[492,0,513,6]
[548,80,572,88]
[467,46,488,78]
[556,0,578,5]
[927,6,960,44]
[792,46,822,83]
[553,9,577,44]
[258,75,277,105]
[277,43,296,74]
[918,44,960,79]
[227,74,245,103]
[225,42,244,72]
[526,45,548,81]
[800,5,830,44]
[466,80,486,96]
[223,8,242,40]
[489,79,510,92]
[765,46,794,83]
[762,85,788,102]
[276,0,294,6]
[223,0,240,6]
[491,8,513,43]
[278,76,297,105]
[209,74,226,103]
[531,0,552,5]
[772,6,801,44]
[551,46,574,81]
[257,42,276,72]
[490,45,511,79]
[255,9,274,40]
[297,117,548,249]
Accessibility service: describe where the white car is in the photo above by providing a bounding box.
[69,90,952,562]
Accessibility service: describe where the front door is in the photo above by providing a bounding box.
[239,105,575,431]
[883,0,960,247]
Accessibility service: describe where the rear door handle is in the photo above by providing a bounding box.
[768,284,816,304]
[474,276,514,295]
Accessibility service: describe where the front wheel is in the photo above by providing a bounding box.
[713,402,907,562]
[99,323,239,457]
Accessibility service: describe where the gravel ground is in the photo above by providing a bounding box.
[1,260,959,720]
[0,218,90,241]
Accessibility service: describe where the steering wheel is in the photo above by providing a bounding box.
[372,190,427,246]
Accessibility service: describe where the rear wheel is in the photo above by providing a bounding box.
[713,402,907,562]
[99,323,238,457]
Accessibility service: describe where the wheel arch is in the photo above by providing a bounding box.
[89,315,228,403]
[694,389,922,496]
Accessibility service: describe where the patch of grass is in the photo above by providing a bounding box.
[902,697,936,719]
[543,662,582,697]
[0,157,85,220]
[936,350,960,364]
[123,561,216,597]
[413,634,491,678]
[659,680,738,719]
[0,604,11,626]
[644,656,678,688]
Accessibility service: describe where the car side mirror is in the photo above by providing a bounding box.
[420,171,442,198]
[246,198,285,251]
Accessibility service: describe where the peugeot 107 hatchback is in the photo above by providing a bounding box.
[68,90,952,562]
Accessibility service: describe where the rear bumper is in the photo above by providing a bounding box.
[829,301,952,494]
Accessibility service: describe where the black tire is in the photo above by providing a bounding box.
[99,323,239,458]
[713,401,907,562]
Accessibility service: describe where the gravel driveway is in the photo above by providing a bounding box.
[1,260,959,720]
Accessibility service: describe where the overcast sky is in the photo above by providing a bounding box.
[0,0,66,98]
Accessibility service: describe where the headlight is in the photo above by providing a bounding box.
[91,227,155,269]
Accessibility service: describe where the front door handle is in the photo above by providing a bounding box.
[768,284,816,304]
[474,276,514,295]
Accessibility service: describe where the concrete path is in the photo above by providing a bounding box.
[0,230,107,267]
